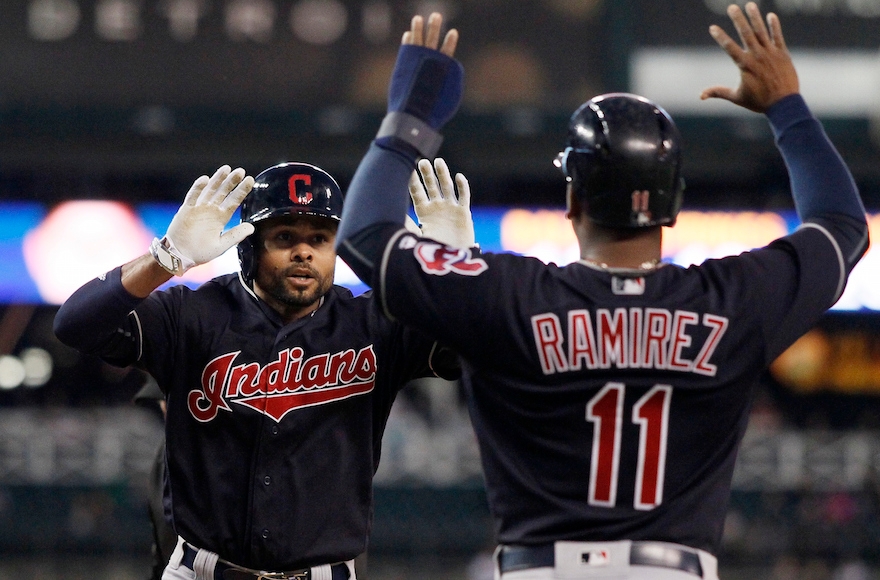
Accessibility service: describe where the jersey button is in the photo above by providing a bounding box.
[263,475,271,486]
[271,426,279,435]
[261,529,270,539]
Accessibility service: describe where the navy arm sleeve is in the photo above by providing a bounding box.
[767,94,869,269]
[53,266,145,365]
[336,142,418,284]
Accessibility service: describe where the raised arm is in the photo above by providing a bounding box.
[131,166,253,291]
[336,13,465,284]
[53,166,254,357]
[702,2,867,269]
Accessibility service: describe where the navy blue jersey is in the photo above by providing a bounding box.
[335,94,868,557]
[373,220,857,554]
[54,269,443,570]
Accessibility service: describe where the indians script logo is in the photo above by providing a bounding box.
[289,174,313,204]
[188,346,376,423]
[402,237,488,276]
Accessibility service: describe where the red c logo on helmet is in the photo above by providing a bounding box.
[288,174,313,204]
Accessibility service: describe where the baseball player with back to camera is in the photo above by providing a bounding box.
[53,157,474,580]
[335,4,869,580]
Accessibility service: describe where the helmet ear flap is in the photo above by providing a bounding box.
[563,148,594,201]
[238,236,257,284]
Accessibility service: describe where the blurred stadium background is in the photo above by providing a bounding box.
[1,0,880,579]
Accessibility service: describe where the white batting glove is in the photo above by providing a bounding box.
[151,165,255,276]
[404,214,422,235]
[409,158,475,248]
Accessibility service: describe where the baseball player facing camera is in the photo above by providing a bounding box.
[336,5,868,580]
[53,159,473,580]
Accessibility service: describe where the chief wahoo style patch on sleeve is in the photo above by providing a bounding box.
[399,235,488,276]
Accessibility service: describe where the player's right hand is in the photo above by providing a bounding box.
[700,2,799,113]
[395,12,461,130]
[409,158,475,248]
[402,12,458,57]
[163,165,255,272]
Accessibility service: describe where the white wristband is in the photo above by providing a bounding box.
[150,237,191,276]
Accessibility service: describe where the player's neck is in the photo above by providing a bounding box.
[577,222,662,270]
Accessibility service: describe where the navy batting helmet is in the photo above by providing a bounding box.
[555,93,684,228]
[238,162,343,283]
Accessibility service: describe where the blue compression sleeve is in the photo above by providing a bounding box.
[336,143,417,282]
[767,94,866,222]
[53,266,144,359]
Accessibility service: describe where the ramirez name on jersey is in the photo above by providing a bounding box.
[531,307,728,376]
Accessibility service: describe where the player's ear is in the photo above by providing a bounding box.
[565,185,582,221]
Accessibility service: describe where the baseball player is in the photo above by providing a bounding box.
[335,5,869,580]
[53,160,472,579]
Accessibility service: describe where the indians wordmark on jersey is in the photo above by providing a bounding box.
[189,345,377,422]
[531,307,729,376]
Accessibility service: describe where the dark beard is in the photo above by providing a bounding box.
[260,267,332,309]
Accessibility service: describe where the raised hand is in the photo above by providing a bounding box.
[701,2,799,113]
[402,12,458,56]
[374,11,465,160]
[409,158,475,248]
[160,165,255,275]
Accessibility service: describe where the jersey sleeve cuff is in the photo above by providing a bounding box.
[106,266,151,309]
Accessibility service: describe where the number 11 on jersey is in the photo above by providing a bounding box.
[586,383,672,510]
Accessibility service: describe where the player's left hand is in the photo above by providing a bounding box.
[409,158,475,248]
[700,2,799,112]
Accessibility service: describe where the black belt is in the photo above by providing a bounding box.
[498,542,704,578]
[182,544,351,580]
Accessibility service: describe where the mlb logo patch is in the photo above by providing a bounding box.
[611,276,645,295]
[580,550,610,567]
[556,542,618,576]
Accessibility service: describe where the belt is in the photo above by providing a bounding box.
[498,542,704,578]
[182,544,351,580]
